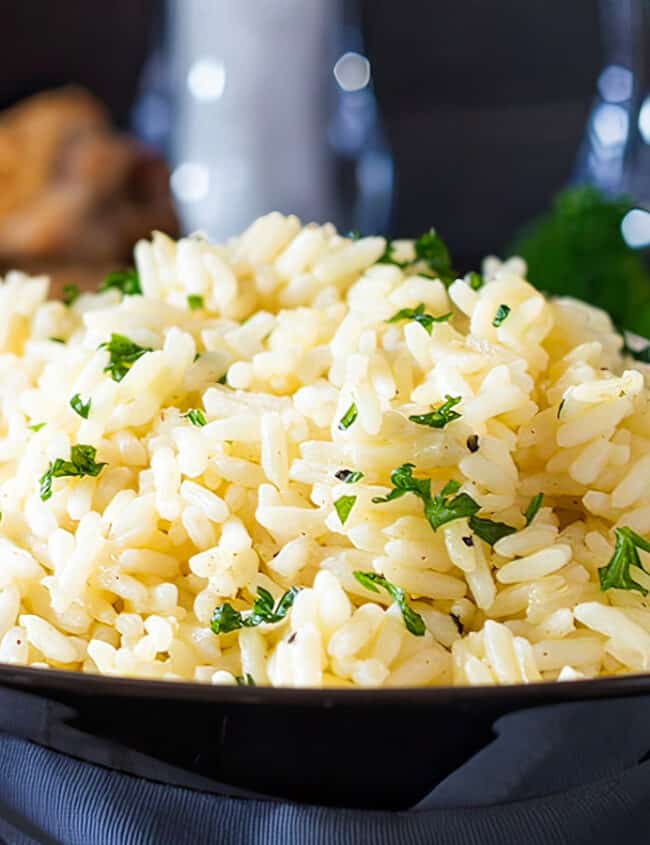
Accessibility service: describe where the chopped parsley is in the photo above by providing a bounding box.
[70,393,91,419]
[372,465,479,531]
[468,515,516,546]
[39,444,107,502]
[409,395,461,429]
[100,269,142,296]
[467,272,483,291]
[184,408,207,427]
[372,463,516,544]
[524,493,544,526]
[49,337,65,344]
[626,343,650,364]
[29,422,46,432]
[492,304,511,327]
[235,673,256,686]
[413,228,455,284]
[334,495,356,525]
[338,403,358,431]
[387,303,451,335]
[99,333,152,382]
[599,527,650,596]
[187,294,204,310]
[62,283,80,306]
[334,469,364,484]
[217,372,228,385]
[211,586,299,634]
[353,571,425,636]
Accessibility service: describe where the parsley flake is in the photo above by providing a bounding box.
[492,304,511,327]
[29,422,46,432]
[413,228,455,283]
[334,495,356,525]
[524,493,544,526]
[467,272,483,291]
[62,283,80,306]
[235,673,256,686]
[468,515,516,546]
[334,469,364,484]
[338,403,358,431]
[100,269,142,296]
[187,294,204,310]
[184,409,207,427]
[49,337,65,344]
[39,444,107,502]
[599,527,650,596]
[409,395,462,428]
[70,393,91,419]
[211,586,299,634]
[99,333,152,382]
[353,571,425,636]
[387,303,452,335]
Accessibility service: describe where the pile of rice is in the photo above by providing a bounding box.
[1,212,649,688]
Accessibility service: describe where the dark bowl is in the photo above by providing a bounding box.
[2,663,650,810]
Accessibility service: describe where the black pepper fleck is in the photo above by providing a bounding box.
[288,632,297,644]
[462,535,474,547]
[467,434,480,453]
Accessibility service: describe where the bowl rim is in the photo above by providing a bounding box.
[2,662,650,708]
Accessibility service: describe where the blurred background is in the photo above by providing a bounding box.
[0,0,649,327]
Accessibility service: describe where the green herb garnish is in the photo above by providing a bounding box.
[39,444,107,502]
[184,408,207,427]
[187,294,204,311]
[492,304,511,327]
[467,272,483,291]
[524,493,544,526]
[409,395,461,429]
[372,465,480,532]
[49,337,65,344]
[29,422,46,432]
[387,303,452,335]
[100,269,142,297]
[99,333,152,382]
[334,495,356,525]
[217,373,228,385]
[599,527,650,596]
[235,673,256,686]
[338,403,358,431]
[414,228,455,283]
[62,284,80,306]
[468,515,516,546]
[70,393,91,419]
[211,586,300,635]
[334,469,364,484]
[353,571,425,636]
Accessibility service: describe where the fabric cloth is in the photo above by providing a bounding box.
[1,696,650,845]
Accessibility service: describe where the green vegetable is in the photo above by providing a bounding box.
[184,408,207,427]
[599,527,650,596]
[39,444,107,502]
[49,337,65,344]
[414,228,455,284]
[70,393,91,419]
[387,303,451,335]
[353,571,425,636]
[334,495,356,525]
[372,465,480,531]
[338,403,358,431]
[626,344,650,364]
[217,372,228,385]
[100,269,142,296]
[235,673,256,686]
[211,586,299,634]
[62,283,80,306]
[99,333,152,382]
[334,469,364,484]
[524,493,544,526]
[29,422,46,432]
[467,272,483,291]
[409,395,461,429]
[468,515,516,546]
[187,294,204,310]
[492,304,511,327]
[511,187,650,338]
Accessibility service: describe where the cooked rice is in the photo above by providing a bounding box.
[0,213,649,688]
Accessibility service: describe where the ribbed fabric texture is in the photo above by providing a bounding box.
[2,697,650,844]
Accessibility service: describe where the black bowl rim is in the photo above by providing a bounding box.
[2,662,650,709]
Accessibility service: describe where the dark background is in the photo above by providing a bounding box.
[0,0,603,263]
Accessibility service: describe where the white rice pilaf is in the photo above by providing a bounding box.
[0,213,649,688]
